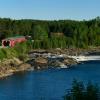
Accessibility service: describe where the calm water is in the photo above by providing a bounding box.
[0,61,100,100]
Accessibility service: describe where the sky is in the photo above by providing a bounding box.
[0,0,99,20]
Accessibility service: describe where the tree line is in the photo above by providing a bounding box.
[0,17,100,48]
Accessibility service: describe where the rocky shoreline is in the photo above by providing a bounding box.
[0,57,77,78]
[0,49,78,78]
[0,48,100,78]
[27,49,78,70]
[0,58,33,78]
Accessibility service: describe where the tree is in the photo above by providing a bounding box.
[0,17,100,48]
[86,82,99,100]
[64,80,100,100]
[33,25,48,40]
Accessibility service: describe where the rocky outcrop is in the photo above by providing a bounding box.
[34,57,48,65]
[0,49,80,78]
[0,58,33,78]
[63,58,77,65]
[34,57,48,69]
[28,53,78,69]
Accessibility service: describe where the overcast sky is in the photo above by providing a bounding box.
[0,0,99,20]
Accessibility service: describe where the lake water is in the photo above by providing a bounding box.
[0,61,100,100]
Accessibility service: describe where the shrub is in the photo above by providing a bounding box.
[0,41,31,61]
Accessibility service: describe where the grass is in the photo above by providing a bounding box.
[0,41,31,61]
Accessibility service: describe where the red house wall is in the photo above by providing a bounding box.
[2,37,27,47]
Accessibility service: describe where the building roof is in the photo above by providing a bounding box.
[3,36,25,41]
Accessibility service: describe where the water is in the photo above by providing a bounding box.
[0,61,100,100]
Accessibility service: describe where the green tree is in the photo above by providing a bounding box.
[64,80,100,100]
[33,25,48,40]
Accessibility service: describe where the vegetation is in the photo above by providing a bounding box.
[64,80,100,100]
[0,18,100,99]
[0,42,31,61]
[0,17,100,59]
[0,17,100,49]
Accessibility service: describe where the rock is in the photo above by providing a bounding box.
[17,63,32,71]
[13,57,23,65]
[63,58,77,65]
[60,63,68,68]
[33,57,48,69]
[34,57,48,65]
[63,59,69,64]
[0,57,32,78]
[49,60,61,67]
[35,57,47,63]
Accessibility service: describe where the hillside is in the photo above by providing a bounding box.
[0,17,100,49]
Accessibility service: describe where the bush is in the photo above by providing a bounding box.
[0,49,7,60]
[0,41,31,61]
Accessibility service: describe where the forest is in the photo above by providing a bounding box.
[0,17,100,48]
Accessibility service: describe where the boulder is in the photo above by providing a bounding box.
[34,57,48,65]
[33,57,48,69]
[63,58,77,65]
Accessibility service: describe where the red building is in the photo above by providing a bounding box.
[2,36,27,47]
